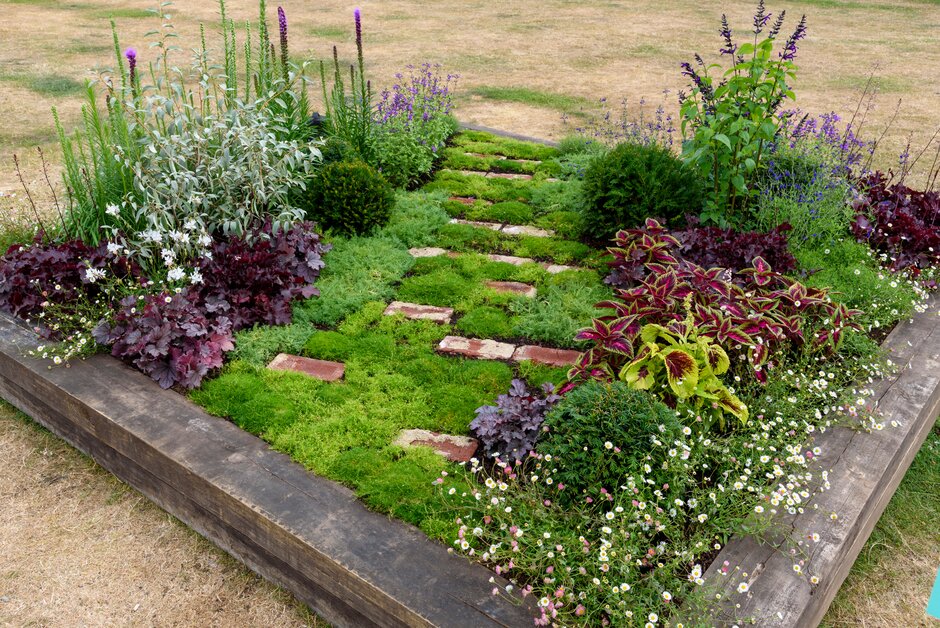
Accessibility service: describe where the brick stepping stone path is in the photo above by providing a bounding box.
[512,345,582,368]
[393,429,479,463]
[437,336,516,360]
[484,280,537,298]
[437,336,581,367]
[384,301,454,324]
[449,218,504,231]
[408,246,452,258]
[267,353,345,381]
[448,218,554,238]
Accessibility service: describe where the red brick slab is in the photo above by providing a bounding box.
[393,429,479,463]
[486,172,533,180]
[486,253,533,266]
[542,263,579,274]
[484,281,537,298]
[384,301,454,324]
[449,218,503,231]
[448,196,477,206]
[512,345,582,367]
[437,336,516,360]
[267,353,345,381]
[501,224,554,238]
[408,246,449,258]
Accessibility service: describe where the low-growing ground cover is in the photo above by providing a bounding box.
[2,2,939,625]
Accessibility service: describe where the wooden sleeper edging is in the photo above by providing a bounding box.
[0,313,536,628]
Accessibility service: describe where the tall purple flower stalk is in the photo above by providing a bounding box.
[719,15,736,56]
[124,48,137,93]
[277,7,289,77]
[354,8,363,71]
[753,0,771,34]
[780,14,807,61]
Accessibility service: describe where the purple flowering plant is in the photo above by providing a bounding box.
[372,63,460,187]
[679,1,809,225]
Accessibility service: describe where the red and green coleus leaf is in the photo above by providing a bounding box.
[659,346,700,398]
[703,341,731,375]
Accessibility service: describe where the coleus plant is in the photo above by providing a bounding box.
[604,216,797,289]
[574,219,860,386]
[621,317,748,431]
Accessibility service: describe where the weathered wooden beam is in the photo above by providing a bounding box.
[0,314,536,628]
[703,299,940,627]
[2,297,938,627]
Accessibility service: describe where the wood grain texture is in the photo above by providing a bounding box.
[702,299,940,627]
[0,314,536,628]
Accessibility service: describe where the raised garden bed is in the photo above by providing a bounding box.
[1,126,937,626]
[4,4,938,621]
[0,295,936,627]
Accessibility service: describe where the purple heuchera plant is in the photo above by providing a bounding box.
[94,292,235,390]
[470,379,561,461]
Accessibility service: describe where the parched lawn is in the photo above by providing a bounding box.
[2,0,940,192]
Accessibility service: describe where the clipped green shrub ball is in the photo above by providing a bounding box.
[581,142,704,241]
[538,380,684,506]
[306,160,395,236]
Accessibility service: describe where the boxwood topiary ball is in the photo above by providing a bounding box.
[581,142,704,241]
[305,160,395,237]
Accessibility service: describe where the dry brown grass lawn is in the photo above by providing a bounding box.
[1,0,939,192]
[0,402,322,627]
[0,0,939,625]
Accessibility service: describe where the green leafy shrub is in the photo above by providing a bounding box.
[306,160,395,236]
[580,142,703,240]
[58,0,314,252]
[679,5,807,222]
[539,380,683,504]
